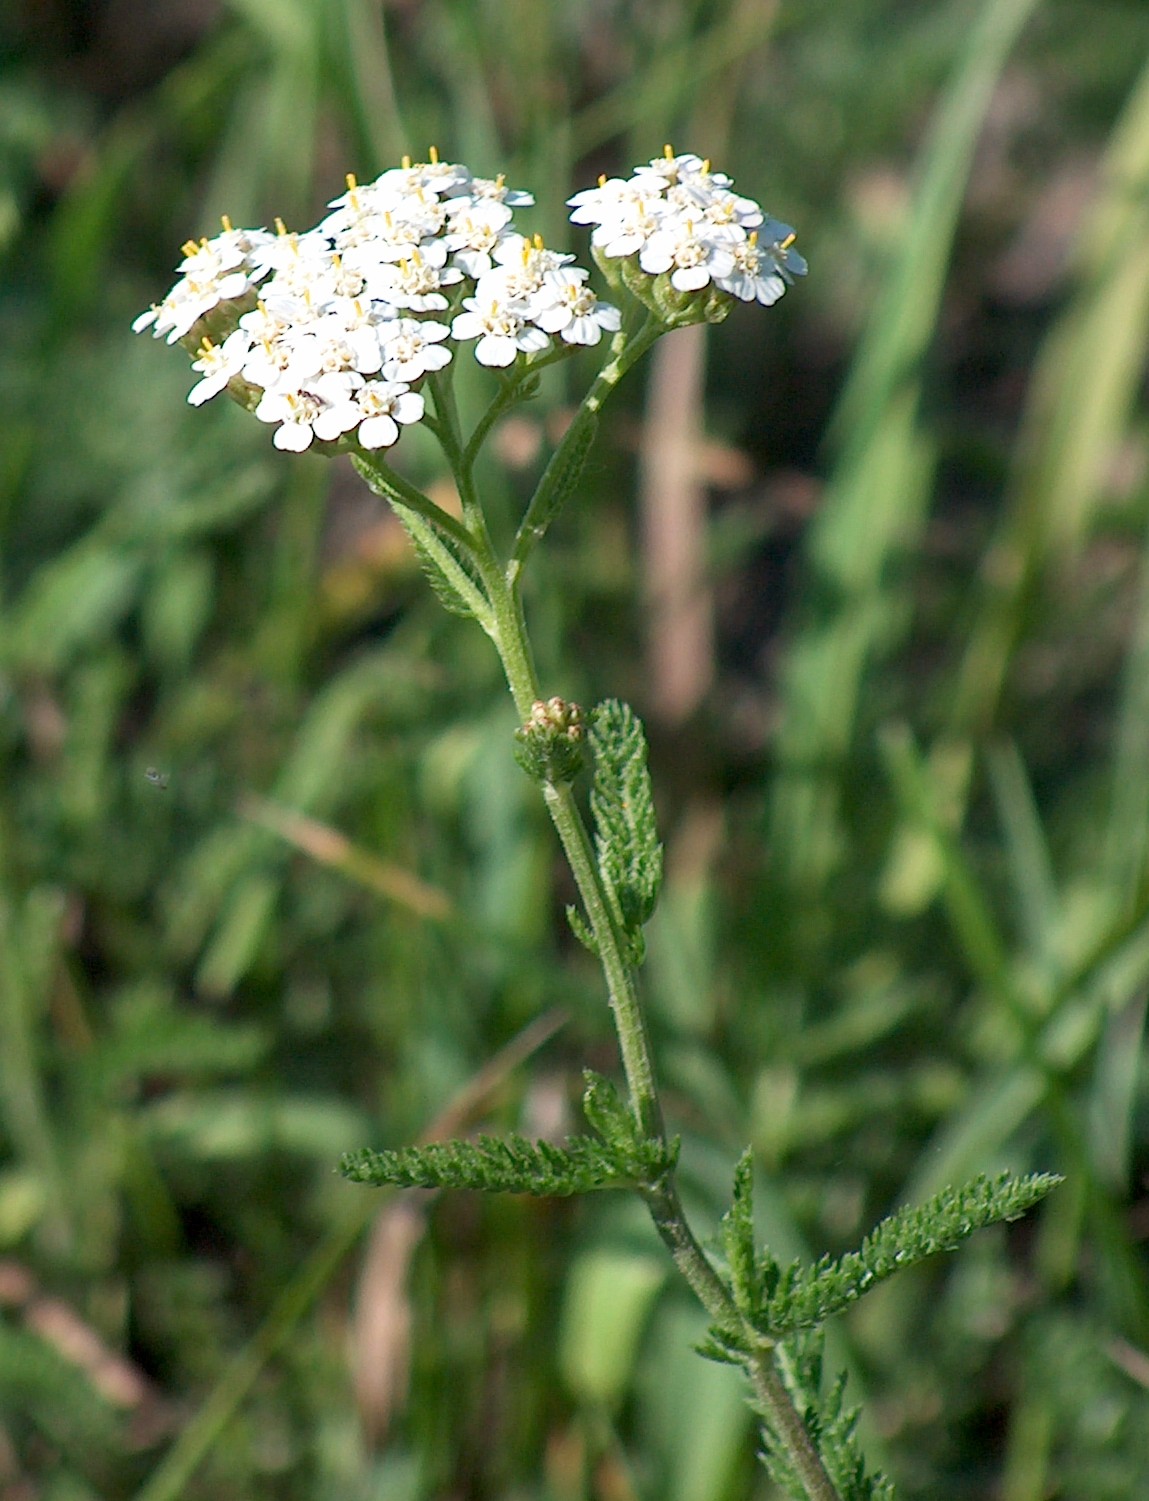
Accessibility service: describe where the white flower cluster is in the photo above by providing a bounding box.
[568,147,806,307]
[134,149,803,453]
[134,153,622,452]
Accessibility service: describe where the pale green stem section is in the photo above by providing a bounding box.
[400,326,842,1501]
[480,555,841,1501]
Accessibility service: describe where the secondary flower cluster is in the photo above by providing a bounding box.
[134,149,802,453]
[569,147,806,309]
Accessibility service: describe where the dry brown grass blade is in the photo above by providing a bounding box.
[639,324,714,724]
[0,1258,171,1447]
[349,1007,569,1448]
[237,792,454,921]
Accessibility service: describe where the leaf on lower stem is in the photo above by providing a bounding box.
[566,903,599,954]
[759,1170,1061,1338]
[340,1121,676,1197]
[763,1332,895,1501]
[589,699,663,963]
[514,411,597,558]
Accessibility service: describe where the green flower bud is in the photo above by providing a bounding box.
[514,697,586,784]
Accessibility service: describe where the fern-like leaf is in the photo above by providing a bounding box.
[762,1171,1060,1337]
[588,700,663,962]
[762,1333,895,1501]
[340,1131,674,1196]
[390,504,488,619]
[721,1149,760,1318]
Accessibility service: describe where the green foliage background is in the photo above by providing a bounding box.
[2,0,1149,1497]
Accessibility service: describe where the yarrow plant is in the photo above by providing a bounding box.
[136,147,1056,1501]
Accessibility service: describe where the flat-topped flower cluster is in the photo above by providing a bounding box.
[569,147,806,307]
[134,149,802,453]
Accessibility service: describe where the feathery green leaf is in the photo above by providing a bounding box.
[762,1333,895,1501]
[340,1130,675,1196]
[762,1171,1060,1337]
[588,699,663,962]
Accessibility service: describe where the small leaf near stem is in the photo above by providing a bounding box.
[351,453,493,628]
[510,313,666,579]
[351,451,477,556]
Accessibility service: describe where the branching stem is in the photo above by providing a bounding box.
[469,537,840,1501]
[411,327,843,1501]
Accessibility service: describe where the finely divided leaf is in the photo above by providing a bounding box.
[340,1130,674,1196]
[589,700,663,959]
[762,1171,1060,1337]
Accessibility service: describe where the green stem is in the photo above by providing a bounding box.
[463,371,536,474]
[479,561,841,1501]
[432,335,842,1501]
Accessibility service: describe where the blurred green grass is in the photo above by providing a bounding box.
[2,1,1149,1498]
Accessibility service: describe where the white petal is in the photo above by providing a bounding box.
[274,422,314,451]
[358,414,400,448]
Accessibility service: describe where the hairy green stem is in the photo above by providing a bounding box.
[478,556,841,1501]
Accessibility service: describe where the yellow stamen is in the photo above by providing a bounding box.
[197,337,215,356]
[401,155,412,169]
[532,233,545,250]
[429,145,440,163]
[598,173,607,187]
[780,232,796,250]
[749,231,759,246]
[220,215,233,232]
[663,144,674,159]
[182,239,198,258]
[274,217,288,236]
[701,159,711,173]
[346,172,358,190]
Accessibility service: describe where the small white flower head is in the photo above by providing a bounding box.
[461,173,534,208]
[451,294,550,367]
[245,220,330,284]
[638,218,737,292]
[373,149,471,199]
[443,198,516,278]
[187,328,254,406]
[254,388,328,452]
[714,232,786,306]
[530,271,621,346]
[756,218,808,282]
[632,147,712,189]
[490,233,574,300]
[566,145,804,323]
[369,247,463,312]
[353,380,426,450]
[378,318,452,382]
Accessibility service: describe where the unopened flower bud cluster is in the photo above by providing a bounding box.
[134,149,802,454]
[514,697,586,785]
